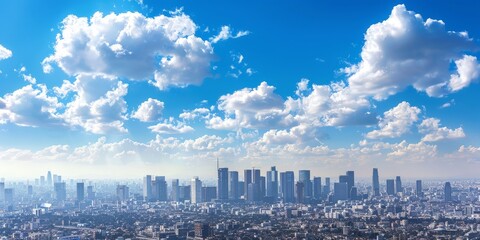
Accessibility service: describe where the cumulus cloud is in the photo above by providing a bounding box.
[211,26,250,43]
[0,84,63,127]
[59,74,129,134]
[179,107,210,121]
[148,120,194,134]
[132,98,164,122]
[43,11,214,89]
[366,101,421,139]
[418,118,465,142]
[0,44,12,60]
[345,4,478,100]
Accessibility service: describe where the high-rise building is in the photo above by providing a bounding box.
[260,176,266,199]
[395,176,403,193]
[4,188,13,205]
[299,170,312,199]
[40,176,45,186]
[54,182,67,201]
[280,171,295,203]
[313,177,322,200]
[171,179,180,202]
[238,181,245,197]
[191,177,202,203]
[333,182,348,201]
[0,182,4,202]
[350,186,358,200]
[386,179,395,195]
[87,186,95,200]
[266,166,278,200]
[323,177,331,198]
[152,176,167,201]
[372,168,380,196]
[346,171,355,199]
[194,222,212,239]
[47,171,52,186]
[244,169,252,200]
[143,175,152,201]
[296,181,305,203]
[116,185,129,202]
[179,185,191,202]
[76,182,85,201]
[228,171,239,200]
[27,185,33,196]
[202,186,217,202]
[444,182,452,202]
[217,168,229,201]
[416,180,423,197]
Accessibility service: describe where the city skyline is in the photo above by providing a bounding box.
[1,0,480,179]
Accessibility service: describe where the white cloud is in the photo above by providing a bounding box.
[346,4,477,100]
[211,26,250,43]
[0,84,63,127]
[60,74,129,134]
[448,55,480,92]
[22,74,37,84]
[366,101,421,139]
[148,120,194,134]
[179,107,210,121]
[43,11,214,90]
[418,118,465,142]
[132,98,164,122]
[0,44,12,60]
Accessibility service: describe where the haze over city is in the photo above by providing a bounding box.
[1,0,480,180]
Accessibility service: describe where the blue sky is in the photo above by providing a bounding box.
[0,0,480,180]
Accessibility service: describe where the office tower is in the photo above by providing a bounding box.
[0,182,4,202]
[252,169,261,183]
[339,175,348,184]
[191,177,202,203]
[238,181,245,197]
[76,182,85,201]
[266,166,278,199]
[244,170,252,199]
[296,181,305,203]
[217,168,229,201]
[280,171,295,203]
[202,186,217,202]
[116,185,129,201]
[35,179,39,186]
[143,175,153,201]
[171,179,180,202]
[87,186,95,200]
[372,168,380,196]
[333,182,348,201]
[229,171,239,200]
[299,170,312,199]
[386,179,395,195]
[444,182,452,202]
[54,182,67,201]
[40,176,45,186]
[323,177,331,197]
[47,171,52,186]
[28,185,33,196]
[350,186,358,200]
[4,188,13,204]
[395,176,403,193]
[179,185,191,202]
[416,180,423,197]
[260,176,266,199]
[346,171,355,199]
[153,176,167,201]
[313,177,322,199]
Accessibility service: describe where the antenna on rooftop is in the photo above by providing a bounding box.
[216,157,219,170]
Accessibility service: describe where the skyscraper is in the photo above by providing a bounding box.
[47,171,52,186]
[228,171,239,200]
[4,188,13,205]
[295,181,304,203]
[313,177,322,200]
[386,179,395,195]
[191,177,202,203]
[54,182,66,201]
[323,177,331,198]
[299,170,312,199]
[0,182,4,202]
[171,179,180,202]
[333,182,348,201]
[444,182,452,202]
[346,171,355,199]
[87,185,95,200]
[266,166,278,200]
[416,180,423,197]
[280,171,295,203]
[116,185,129,202]
[244,169,252,200]
[153,176,167,201]
[143,175,152,201]
[395,176,403,193]
[372,168,380,196]
[76,182,85,201]
[217,168,229,201]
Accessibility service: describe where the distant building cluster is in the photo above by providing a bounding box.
[0,167,480,239]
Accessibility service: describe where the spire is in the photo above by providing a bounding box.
[216,157,219,170]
